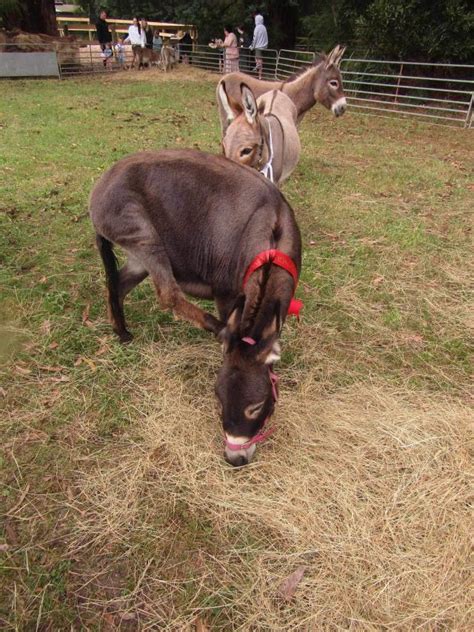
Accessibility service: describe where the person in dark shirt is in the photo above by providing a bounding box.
[96,9,112,67]
[141,18,154,49]
[178,30,193,64]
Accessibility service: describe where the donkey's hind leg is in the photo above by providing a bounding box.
[110,256,149,342]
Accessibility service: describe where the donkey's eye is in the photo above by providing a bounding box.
[329,79,339,89]
[240,147,253,157]
[244,400,265,420]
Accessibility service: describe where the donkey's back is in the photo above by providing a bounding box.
[89,149,300,341]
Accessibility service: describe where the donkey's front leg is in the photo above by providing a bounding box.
[122,236,224,336]
[158,283,224,335]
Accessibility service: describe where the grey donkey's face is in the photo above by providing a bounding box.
[316,45,347,117]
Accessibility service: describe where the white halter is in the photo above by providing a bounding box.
[260,121,274,184]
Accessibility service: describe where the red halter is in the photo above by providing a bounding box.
[242,249,303,318]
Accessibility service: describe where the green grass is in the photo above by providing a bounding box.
[0,68,472,629]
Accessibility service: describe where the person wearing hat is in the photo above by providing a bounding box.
[249,12,268,79]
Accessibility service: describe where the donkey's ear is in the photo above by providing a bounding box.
[334,45,346,67]
[326,44,345,68]
[218,81,240,125]
[219,294,245,352]
[257,310,282,365]
[241,83,258,125]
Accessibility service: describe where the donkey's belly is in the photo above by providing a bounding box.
[178,280,214,300]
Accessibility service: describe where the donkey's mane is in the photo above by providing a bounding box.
[284,54,325,84]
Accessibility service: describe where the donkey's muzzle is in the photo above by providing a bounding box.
[332,97,347,117]
[224,452,249,467]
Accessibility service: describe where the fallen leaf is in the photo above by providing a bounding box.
[193,617,210,632]
[14,365,32,376]
[83,358,97,372]
[39,365,63,372]
[120,612,136,621]
[372,275,384,286]
[41,320,51,335]
[74,356,83,367]
[48,341,59,350]
[82,303,91,324]
[277,566,306,601]
[5,521,18,545]
[50,375,70,383]
[0,543,9,552]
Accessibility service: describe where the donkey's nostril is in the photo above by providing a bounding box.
[224,452,248,467]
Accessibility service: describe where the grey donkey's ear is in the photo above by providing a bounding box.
[326,44,346,68]
[240,83,258,125]
[218,81,240,126]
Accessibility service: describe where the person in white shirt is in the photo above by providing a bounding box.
[250,13,268,79]
[124,16,146,69]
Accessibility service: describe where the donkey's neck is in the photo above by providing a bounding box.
[241,264,294,338]
[282,64,322,117]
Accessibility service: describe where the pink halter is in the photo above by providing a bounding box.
[224,369,279,452]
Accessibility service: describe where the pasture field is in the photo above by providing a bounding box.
[0,67,472,630]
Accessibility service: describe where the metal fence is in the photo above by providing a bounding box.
[2,42,472,128]
[191,47,473,128]
[339,58,473,128]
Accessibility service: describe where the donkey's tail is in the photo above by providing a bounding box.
[95,234,132,341]
[96,234,119,295]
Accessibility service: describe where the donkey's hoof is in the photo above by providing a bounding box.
[118,330,133,344]
[205,313,225,336]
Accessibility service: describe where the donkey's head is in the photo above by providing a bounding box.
[218,82,267,171]
[215,294,283,467]
[314,44,347,117]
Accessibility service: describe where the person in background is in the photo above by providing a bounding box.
[222,25,239,73]
[95,9,112,68]
[153,30,163,55]
[124,16,145,69]
[250,12,268,79]
[141,18,154,50]
[178,30,193,64]
[115,35,126,69]
[237,24,252,72]
[101,44,114,70]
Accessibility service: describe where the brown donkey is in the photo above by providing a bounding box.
[89,149,301,466]
[218,82,301,186]
[217,45,347,134]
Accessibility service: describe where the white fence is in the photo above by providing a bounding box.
[1,42,472,128]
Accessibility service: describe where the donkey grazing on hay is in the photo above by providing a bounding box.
[217,45,347,134]
[218,82,301,186]
[89,149,302,466]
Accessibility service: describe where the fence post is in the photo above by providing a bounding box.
[394,62,404,104]
[275,50,280,79]
[465,93,473,128]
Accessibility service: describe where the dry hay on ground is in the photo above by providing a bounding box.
[68,341,473,629]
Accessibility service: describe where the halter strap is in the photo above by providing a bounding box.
[242,249,303,318]
[260,119,274,183]
[224,370,279,452]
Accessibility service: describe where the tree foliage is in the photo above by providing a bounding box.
[1,0,58,34]
[2,0,471,62]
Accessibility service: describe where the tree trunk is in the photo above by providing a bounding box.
[270,1,299,50]
[4,0,58,36]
